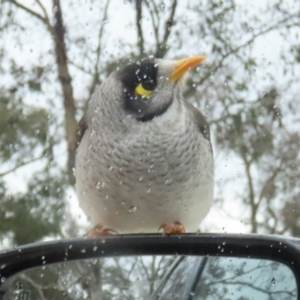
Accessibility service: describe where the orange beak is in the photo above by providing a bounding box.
[169,56,206,82]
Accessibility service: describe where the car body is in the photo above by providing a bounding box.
[0,233,299,299]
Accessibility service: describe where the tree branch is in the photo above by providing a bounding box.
[258,163,282,204]
[197,16,299,86]
[0,156,43,177]
[87,0,111,102]
[144,0,159,52]
[9,0,52,32]
[242,153,257,233]
[155,0,177,58]
[35,0,51,28]
[135,0,144,55]
[52,0,77,185]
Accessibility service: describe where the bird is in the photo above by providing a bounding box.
[75,56,214,236]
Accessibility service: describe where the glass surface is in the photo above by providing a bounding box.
[0,0,299,248]
[1,255,297,300]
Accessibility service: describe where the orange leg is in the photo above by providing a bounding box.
[87,223,117,237]
[159,221,186,234]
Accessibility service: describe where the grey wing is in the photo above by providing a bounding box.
[76,114,88,149]
[185,102,211,141]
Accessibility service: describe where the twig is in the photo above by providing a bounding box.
[0,156,43,177]
[144,0,159,51]
[135,0,144,55]
[87,0,111,103]
[9,0,52,32]
[155,0,178,58]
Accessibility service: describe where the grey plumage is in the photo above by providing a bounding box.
[75,57,214,234]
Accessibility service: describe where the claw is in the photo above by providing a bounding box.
[87,224,117,237]
[159,221,186,234]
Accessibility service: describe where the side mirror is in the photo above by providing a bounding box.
[0,233,299,300]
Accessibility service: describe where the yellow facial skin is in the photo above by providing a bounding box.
[134,56,206,97]
[134,83,154,97]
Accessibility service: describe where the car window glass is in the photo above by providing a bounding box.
[1,255,175,300]
[154,256,204,300]
[194,257,297,300]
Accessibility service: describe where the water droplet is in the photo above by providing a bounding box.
[139,177,143,182]
[93,246,98,251]
[160,2,165,11]
[0,264,5,269]
[109,166,114,171]
[224,80,228,86]
[248,27,253,32]
[128,206,137,213]
[165,179,172,185]
[95,181,105,189]
[271,277,276,285]
[147,188,151,193]
[80,248,86,253]
[1,277,6,283]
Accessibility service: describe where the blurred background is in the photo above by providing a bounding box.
[0,0,299,248]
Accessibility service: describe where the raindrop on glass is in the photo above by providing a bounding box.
[271,277,276,285]
[128,206,137,213]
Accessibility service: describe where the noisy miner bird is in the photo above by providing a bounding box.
[75,56,214,236]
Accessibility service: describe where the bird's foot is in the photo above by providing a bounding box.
[159,221,186,234]
[87,224,117,237]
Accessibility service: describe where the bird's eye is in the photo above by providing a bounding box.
[134,80,155,97]
[142,80,155,90]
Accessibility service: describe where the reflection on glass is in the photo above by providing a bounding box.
[156,256,297,300]
[1,256,297,300]
[2,256,175,300]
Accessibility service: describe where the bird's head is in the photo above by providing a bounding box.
[92,56,206,124]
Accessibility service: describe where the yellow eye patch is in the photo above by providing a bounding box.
[134,83,153,97]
